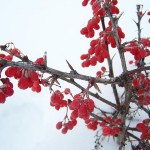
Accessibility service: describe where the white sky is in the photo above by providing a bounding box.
[0,0,149,150]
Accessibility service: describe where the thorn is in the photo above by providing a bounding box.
[43,51,47,66]
[66,59,78,74]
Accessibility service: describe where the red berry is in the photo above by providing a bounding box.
[61,127,68,134]
[35,57,44,65]
[82,0,88,7]
[101,66,106,72]
[0,92,6,103]
[64,88,71,95]
[80,27,88,35]
[2,86,14,96]
[56,122,62,130]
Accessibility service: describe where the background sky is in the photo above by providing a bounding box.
[0,0,149,150]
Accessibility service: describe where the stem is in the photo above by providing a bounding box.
[0,58,116,84]
[61,77,117,109]
[136,5,142,42]
[101,17,120,106]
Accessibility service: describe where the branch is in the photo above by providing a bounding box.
[101,17,120,107]
[60,77,117,109]
[0,58,116,84]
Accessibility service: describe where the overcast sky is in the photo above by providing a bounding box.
[0,0,149,150]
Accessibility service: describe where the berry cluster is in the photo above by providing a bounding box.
[124,39,150,61]
[56,119,77,134]
[5,66,41,92]
[0,78,14,103]
[50,90,67,110]
[100,116,122,136]
[82,0,119,16]
[132,73,150,105]
[80,0,125,68]
[136,119,150,140]
[0,53,13,61]
[69,94,95,121]
[86,118,98,130]
[80,39,109,67]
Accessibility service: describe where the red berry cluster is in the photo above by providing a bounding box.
[5,67,41,92]
[69,94,95,120]
[132,73,150,105]
[0,53,13,61]
[80,16,100,38]
[136,119,150,140]
[86,118,98,130]
[56,119,77,134]
[80,39,109,67]
[82,0,119,16]
[0,78,14,103]
[100,116,122,136]
[124,39,150,61]
[80,0,125,68]
[50,90,67,110]
[81,0,120,39]
[101,23,125,48]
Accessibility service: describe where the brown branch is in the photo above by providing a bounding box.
[127,131,141,141]
[0,58,117,84]
[60,77,117,109]
[126,66,150,75]
[101,17,120,106]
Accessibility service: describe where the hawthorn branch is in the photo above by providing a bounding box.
[0,58,117,84]
[60,77,117,109]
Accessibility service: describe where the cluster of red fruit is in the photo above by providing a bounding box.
[136,119,150,140]
[0,78,14,103]
[56,119,77,134]
[69,94,95,120]
[5,66,41,92]
[50,90,67,110]
[124,39,150,61]
[132,73,150,105]
[86,118,98,130]
[82,0,119,16]
[100,116,122,136]
[0,53,13,61]
[50,88,97,132]
[80,0,125,67]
